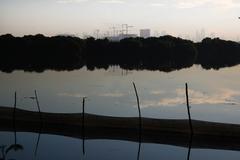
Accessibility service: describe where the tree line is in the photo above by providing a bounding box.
[0,34,240,72]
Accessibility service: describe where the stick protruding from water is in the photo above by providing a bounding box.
[34,90,42,121]
[13,91,17,115]
[82,97,87,156]
[133,82,142,160]
[185,83,193,134]
[133,82,142,122]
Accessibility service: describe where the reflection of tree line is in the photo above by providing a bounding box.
[0,34,240,73]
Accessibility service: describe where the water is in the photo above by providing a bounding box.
[1,65,240,159]
[1,65,240,123]
[1,132,240,160]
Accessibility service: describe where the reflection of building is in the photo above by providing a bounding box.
[140,29,151,38]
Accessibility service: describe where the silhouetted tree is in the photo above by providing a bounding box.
[0,34,239,72]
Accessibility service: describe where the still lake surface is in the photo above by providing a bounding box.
[1,65,240,159]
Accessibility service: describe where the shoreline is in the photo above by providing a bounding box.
[1,106,240,151]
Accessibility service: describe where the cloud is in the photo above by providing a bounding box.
[57,0,88,4]
[99,92,125,97]
[176,88,240,105]
[150,3,166,7]
[58,93,87,98]
[140,88,240,108]
[56,0,240,9]
[98,0,125,4]
[176,0,207,9]
[213,0,240,8]
[149,90,165,95]
[175,0,240,9]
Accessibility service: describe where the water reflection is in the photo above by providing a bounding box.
[0,132,24,160]
[5,133,24,156]
[140,88,240,108]
[137,141,141,160]
[4,91,24,160]
[1,106,240,151]
[34,129,41,157]
[1,132,240,160]
[1,65,240,159]
[132,82,142,160]
[82,97,86,156]
[0,145,6,160]
[187,133,193,160]
[1,65,240,123]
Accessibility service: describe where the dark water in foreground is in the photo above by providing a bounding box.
[1,132,240,160]
[1,65,240,159]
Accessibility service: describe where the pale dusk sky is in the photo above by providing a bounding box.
[0,0,240,40]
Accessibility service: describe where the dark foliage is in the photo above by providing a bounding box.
[196,38,240,69]
[0,34,239,73]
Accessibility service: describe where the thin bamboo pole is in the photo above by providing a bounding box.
[13,91,17,137]
[13,91,16,119]
[133,82,142,130]
[34,90,42,121]
[185,83,193,134]
[133,82,142,160]
[82,97,86,156]
[14,92,16,109]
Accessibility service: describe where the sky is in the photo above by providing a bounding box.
[0,0,240,41]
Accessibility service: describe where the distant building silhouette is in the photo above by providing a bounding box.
[107,33,138,41]
[140,29,151,38]
[160,30,167,36]
[195,29,206,42]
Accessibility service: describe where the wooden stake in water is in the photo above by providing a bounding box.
[34,90,41,112]
[133,82,142,160]
[13,91,17,115]
[82,97,85,126]
[34,90,42,121]
[185,83,193,134]
[13,91,17,140]
[14,92,16,108]
[82,97,86,156]
[133,82,142,129]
